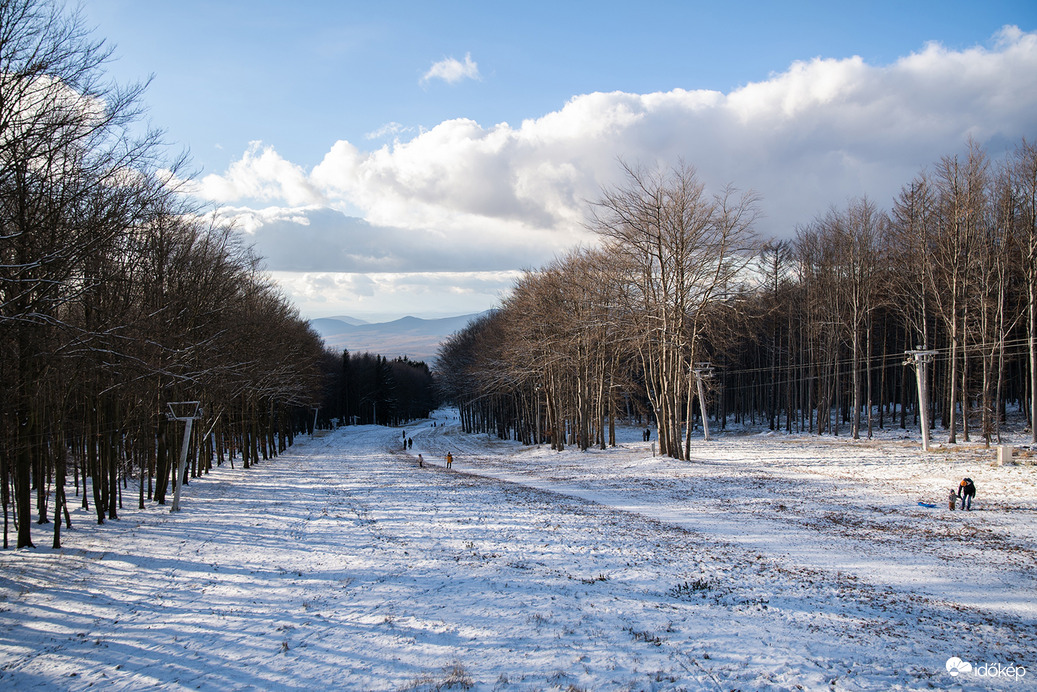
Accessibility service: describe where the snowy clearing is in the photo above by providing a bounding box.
[1,413,1035,691]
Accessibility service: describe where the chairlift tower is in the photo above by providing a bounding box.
[166,401,203,512]
[904,347,937,451]
[692,362,715,441]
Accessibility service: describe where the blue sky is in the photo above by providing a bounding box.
[83,1,1037,321]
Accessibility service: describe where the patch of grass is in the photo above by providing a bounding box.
[401,661,474,692]
[528,611,551,626]
[578,573,609,584]
[624,626,664,646]
[670,577,716,599]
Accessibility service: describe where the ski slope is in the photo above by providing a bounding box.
[1,413,1034,690]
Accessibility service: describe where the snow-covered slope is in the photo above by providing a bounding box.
[1,417,1033,690]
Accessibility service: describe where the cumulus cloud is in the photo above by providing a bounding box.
[198,26,1037,315]
[421,52,480,84]
[194,141,323,207]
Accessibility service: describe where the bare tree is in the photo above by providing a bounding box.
[592,161,759,459]
[926,144,988,443]
[838,198,884,439]
[1013,140,1037,444]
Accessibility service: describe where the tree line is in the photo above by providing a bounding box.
[438,140,1037,459]
[0,0,330,550]
[319,351,438,428]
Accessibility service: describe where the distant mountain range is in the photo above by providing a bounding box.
[310,313,486,362]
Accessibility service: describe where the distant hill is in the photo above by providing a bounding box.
[325,315,369,326]
[310,313,486,362]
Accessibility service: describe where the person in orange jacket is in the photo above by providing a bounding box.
[957,477,976,511]
[446,452,453,469]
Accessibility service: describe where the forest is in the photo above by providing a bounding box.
[322,351,439,429]
[0,0,440,551]
[0,0,335,550]
[438,144,1037,460]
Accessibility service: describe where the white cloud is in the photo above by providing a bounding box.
[212,204,317,235]
[198,27,1037,317]
[421,52,480,85]
[229,207,551,273]
[194,141,323,207]
[365,122,415,140]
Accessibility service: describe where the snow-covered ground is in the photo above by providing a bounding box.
[1,413,1034,691]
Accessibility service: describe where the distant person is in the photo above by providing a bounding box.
[418,453,424,468]
[407,438,413,449]
[446,452,453,469]
[958,477,976,511]
[948,488,957,511]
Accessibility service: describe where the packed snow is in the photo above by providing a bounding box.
[1,412,1034,691]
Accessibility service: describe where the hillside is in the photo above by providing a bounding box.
[311,313,485,361]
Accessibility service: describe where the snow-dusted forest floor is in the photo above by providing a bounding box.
[1,413,1034,691]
